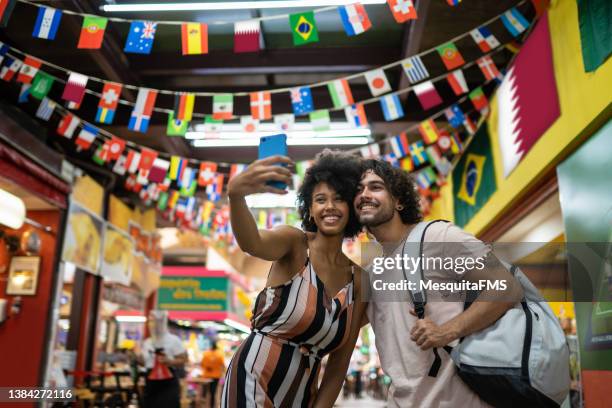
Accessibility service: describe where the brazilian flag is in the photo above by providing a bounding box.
[453,122,497,227]
[289,11,319,46]
[167,112,188,136]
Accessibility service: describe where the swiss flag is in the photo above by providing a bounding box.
[387,0,417,23]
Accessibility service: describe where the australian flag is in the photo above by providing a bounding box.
[445,104,465,128]
[124,21,157,54]
[290,86,314,116]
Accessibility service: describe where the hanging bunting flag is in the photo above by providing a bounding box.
[169,156,187,181]
[390,132,410,158]
[125,150,141,174]
[409,140,427,166]
[234,20,261,53]
[290,86,314,116]
[35,97,55,120]
[470,27,500,53]
[0,41,8,64]
[437,129,452,152]
[139,149,158,172]
[338,3,372,36]
[61,72,88,104]
[0,0,17,28]
[181,22,208,55]
[198,162,218,186]
[400,156,413,171]
[365,68,391,96]
[418,119,440,144]
[413,81,442,110]
[345,104,368,128]
[204,115,223,133]
[211,94,233,120]
[18,83,30,103]
[469,87,489,111]
[446,69,468,95]
[0,57,21,81]
[250,91,272,120]
[229,164,247,180]
[57,113,80,139]
[444,104,465,128]
[148,158,170,183]
[166,112,189,136]
[380,94,404,121]
[92,144,110,165]
[179,167,196,190]
[75,123,98,150]
[477,55,501,81]
[437,42,465,70]
[289,11,319,46]
[446,0,462,6]
[383,152,399,168]
[416,167,437,189]
[450,132,463,153]
[240,116,259,132]
[16,56,41,84]
[401,55,429,84]
[96,82,122,124]
[387,0,417,23]
[426,144,443,168]
[128,88,158,133]
[173,92,195,121]
[78,16,107,49]
[274,113,295,131]
[501,7,529,37]
[206,174,224,202]
[32,7,62,40]
[310,110,331,131]
[327,79,354,109]
[463,115,477,135]
[30,71,54,99]
[124,21,157,54]
[113,154,127,176]
[106,136,126,160]
[360,143,380,158]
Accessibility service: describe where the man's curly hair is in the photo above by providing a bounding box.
[360,159,423,225]
[297,150,362,238]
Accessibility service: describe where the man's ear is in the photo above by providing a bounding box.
[394,197,404,212]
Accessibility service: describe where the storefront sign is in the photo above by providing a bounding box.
[157,276,228,312]
[101,223,134,286]
[61,201,103,275]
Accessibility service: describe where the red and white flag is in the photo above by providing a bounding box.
[234,20,260,53]
[62,72,88,104]
[446,69,468,95]
[139,148,158,172]
[250,91,271,120]
[241,116,259,133]
[477,56,501,81]
[413,81,442,110]
[106,136,126,161]
[0,57,22,81]
[148,158,170,183]
[198,161,218,186]
[16,56,41,84]
[364,68,391,96]
[387,0,417,23]
[57,113,80,138]
[125,150,141,174]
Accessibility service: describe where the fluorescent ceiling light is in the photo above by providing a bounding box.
[116,315,147,323]
[193,121,369,133]
[186,128,371,140]
[103,1,387,12]
[192,136,369,147]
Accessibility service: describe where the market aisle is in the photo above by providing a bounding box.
[335,396,387,407]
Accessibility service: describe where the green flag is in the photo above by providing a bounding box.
[578,0,612,72]
[30,72,54,100]
[289,11,319,46]
[452,122,497,227]
[157,191,169,211]
[180,179,197,197]
[167,112,188,136]
[309,110,330,131]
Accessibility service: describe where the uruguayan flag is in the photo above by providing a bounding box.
[401,55,429,84]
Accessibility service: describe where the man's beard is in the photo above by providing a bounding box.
[358,202,395,228]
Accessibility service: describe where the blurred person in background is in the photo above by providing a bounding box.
[201,340,226,408]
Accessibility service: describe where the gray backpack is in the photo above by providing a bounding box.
[403,220,570,407]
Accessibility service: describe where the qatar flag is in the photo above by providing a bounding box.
[497,14,560,178]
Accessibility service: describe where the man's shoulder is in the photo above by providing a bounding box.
[422,220,480,244]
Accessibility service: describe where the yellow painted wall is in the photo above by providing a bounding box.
[463,0,612,236]
[425,177,455,222]
[72,175,104,216]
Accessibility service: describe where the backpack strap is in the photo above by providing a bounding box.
[401,219,449,378]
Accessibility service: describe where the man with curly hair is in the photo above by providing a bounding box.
[352,159,523,407]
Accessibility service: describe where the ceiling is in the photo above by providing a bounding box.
[0,0,528,166]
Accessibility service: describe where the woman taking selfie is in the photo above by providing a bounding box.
[221,151,367,407]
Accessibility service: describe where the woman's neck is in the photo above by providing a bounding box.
[309,232,346,265]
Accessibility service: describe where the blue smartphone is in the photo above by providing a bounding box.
[258,134,288,190]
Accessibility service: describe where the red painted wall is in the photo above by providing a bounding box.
[0,210,61,388]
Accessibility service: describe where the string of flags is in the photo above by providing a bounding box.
[0,0,468,55]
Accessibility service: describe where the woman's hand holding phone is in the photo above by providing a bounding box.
[227,156,294,198]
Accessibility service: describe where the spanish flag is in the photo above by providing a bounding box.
[181,23,208,55]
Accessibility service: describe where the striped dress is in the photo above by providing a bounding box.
[221,255,355,408]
